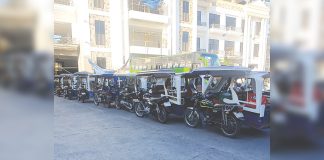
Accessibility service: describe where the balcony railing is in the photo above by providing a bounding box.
[182,13,189,22]
[197,49,207,52]
[208,50,223,54]
[54,0,73,6]
[226,26,242,32]
[130,40,167,48]
[224,50,242,57]
[209,23,221,29]
[128,0,165,15]
[53,36,78,45]
[197,22,207,26]
[209,24,242,32]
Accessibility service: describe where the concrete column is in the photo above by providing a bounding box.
[122,0,130,65]
[206,11,210,52]
[171,0,179,55]
[242,15,250,67]
[258,19,267,71]
[167,0,172,55]
[219,39,224,52]
[110,0,127,70]
[234,41,240,54]
[236,17,242,31]
[76,0,92,72]
[191,0,197,52]
[220,13,226,27]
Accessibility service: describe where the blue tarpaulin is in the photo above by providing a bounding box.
[140,0,163,9]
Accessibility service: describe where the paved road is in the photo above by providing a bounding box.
[54,97,270,160]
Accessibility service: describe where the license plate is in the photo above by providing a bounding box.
[164,102,171,107]
[133,99,139,102]
[81,93,86,95]
[233,112,244,118]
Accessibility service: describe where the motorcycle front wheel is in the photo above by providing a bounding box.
[134,102,145,117]
[156,106,167,123]
[94,95,99,106]
[184,108,200,128]
[221,114,240,138]
[115,98,121,109]
[128,103,135,113]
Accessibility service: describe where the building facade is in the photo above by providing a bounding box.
[54,0,270,74]
[54,0,112,74]
[176,0,270,70]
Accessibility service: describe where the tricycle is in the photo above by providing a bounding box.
[183,66,250,137]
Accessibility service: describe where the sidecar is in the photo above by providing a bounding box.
[234,71,271,129]
[61,74,75,99]
[136,70,183,118]
[54,75,64,96]
[74,72,93,103]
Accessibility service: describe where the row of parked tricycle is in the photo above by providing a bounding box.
[54,66,270,137]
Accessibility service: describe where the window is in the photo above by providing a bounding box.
[197,11,201,25]
[208,39,219,52]
[225,41,235,55]
[226,16,236,30]
[97,57,106,69]
[94,0,104,9]
[183,1,189,13]
[95,20,105,45]
[182,31,189,51]
[255,22,261,35]
[197,37,200,51]
[242,19,245,32]
[254,44,259,57]
[209,13,220,28]
[183,1,189,22]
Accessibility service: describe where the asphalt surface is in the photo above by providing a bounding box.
[54,96,270,160]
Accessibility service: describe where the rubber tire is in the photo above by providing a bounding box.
[157,106,168,123]
[221,114,240,138]
[184,108,200,128]
[115,99,121,109]
[134,102,145,117]
[94,95,99,106]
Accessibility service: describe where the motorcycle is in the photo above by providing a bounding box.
[63,85,73,100]
[184,92,244,137]
[93,85,107,106]
[77,84,89,103]
[55,86,64,97]
[114,87,138,112]
[134,89,170,123]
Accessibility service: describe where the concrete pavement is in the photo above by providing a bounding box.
[54,97,270,160]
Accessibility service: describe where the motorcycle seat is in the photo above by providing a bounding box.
[150,96,168,103]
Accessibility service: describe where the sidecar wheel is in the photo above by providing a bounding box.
[157,106,168,123]
[221,115,240,138]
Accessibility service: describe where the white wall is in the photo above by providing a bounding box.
[110,0,128,70]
